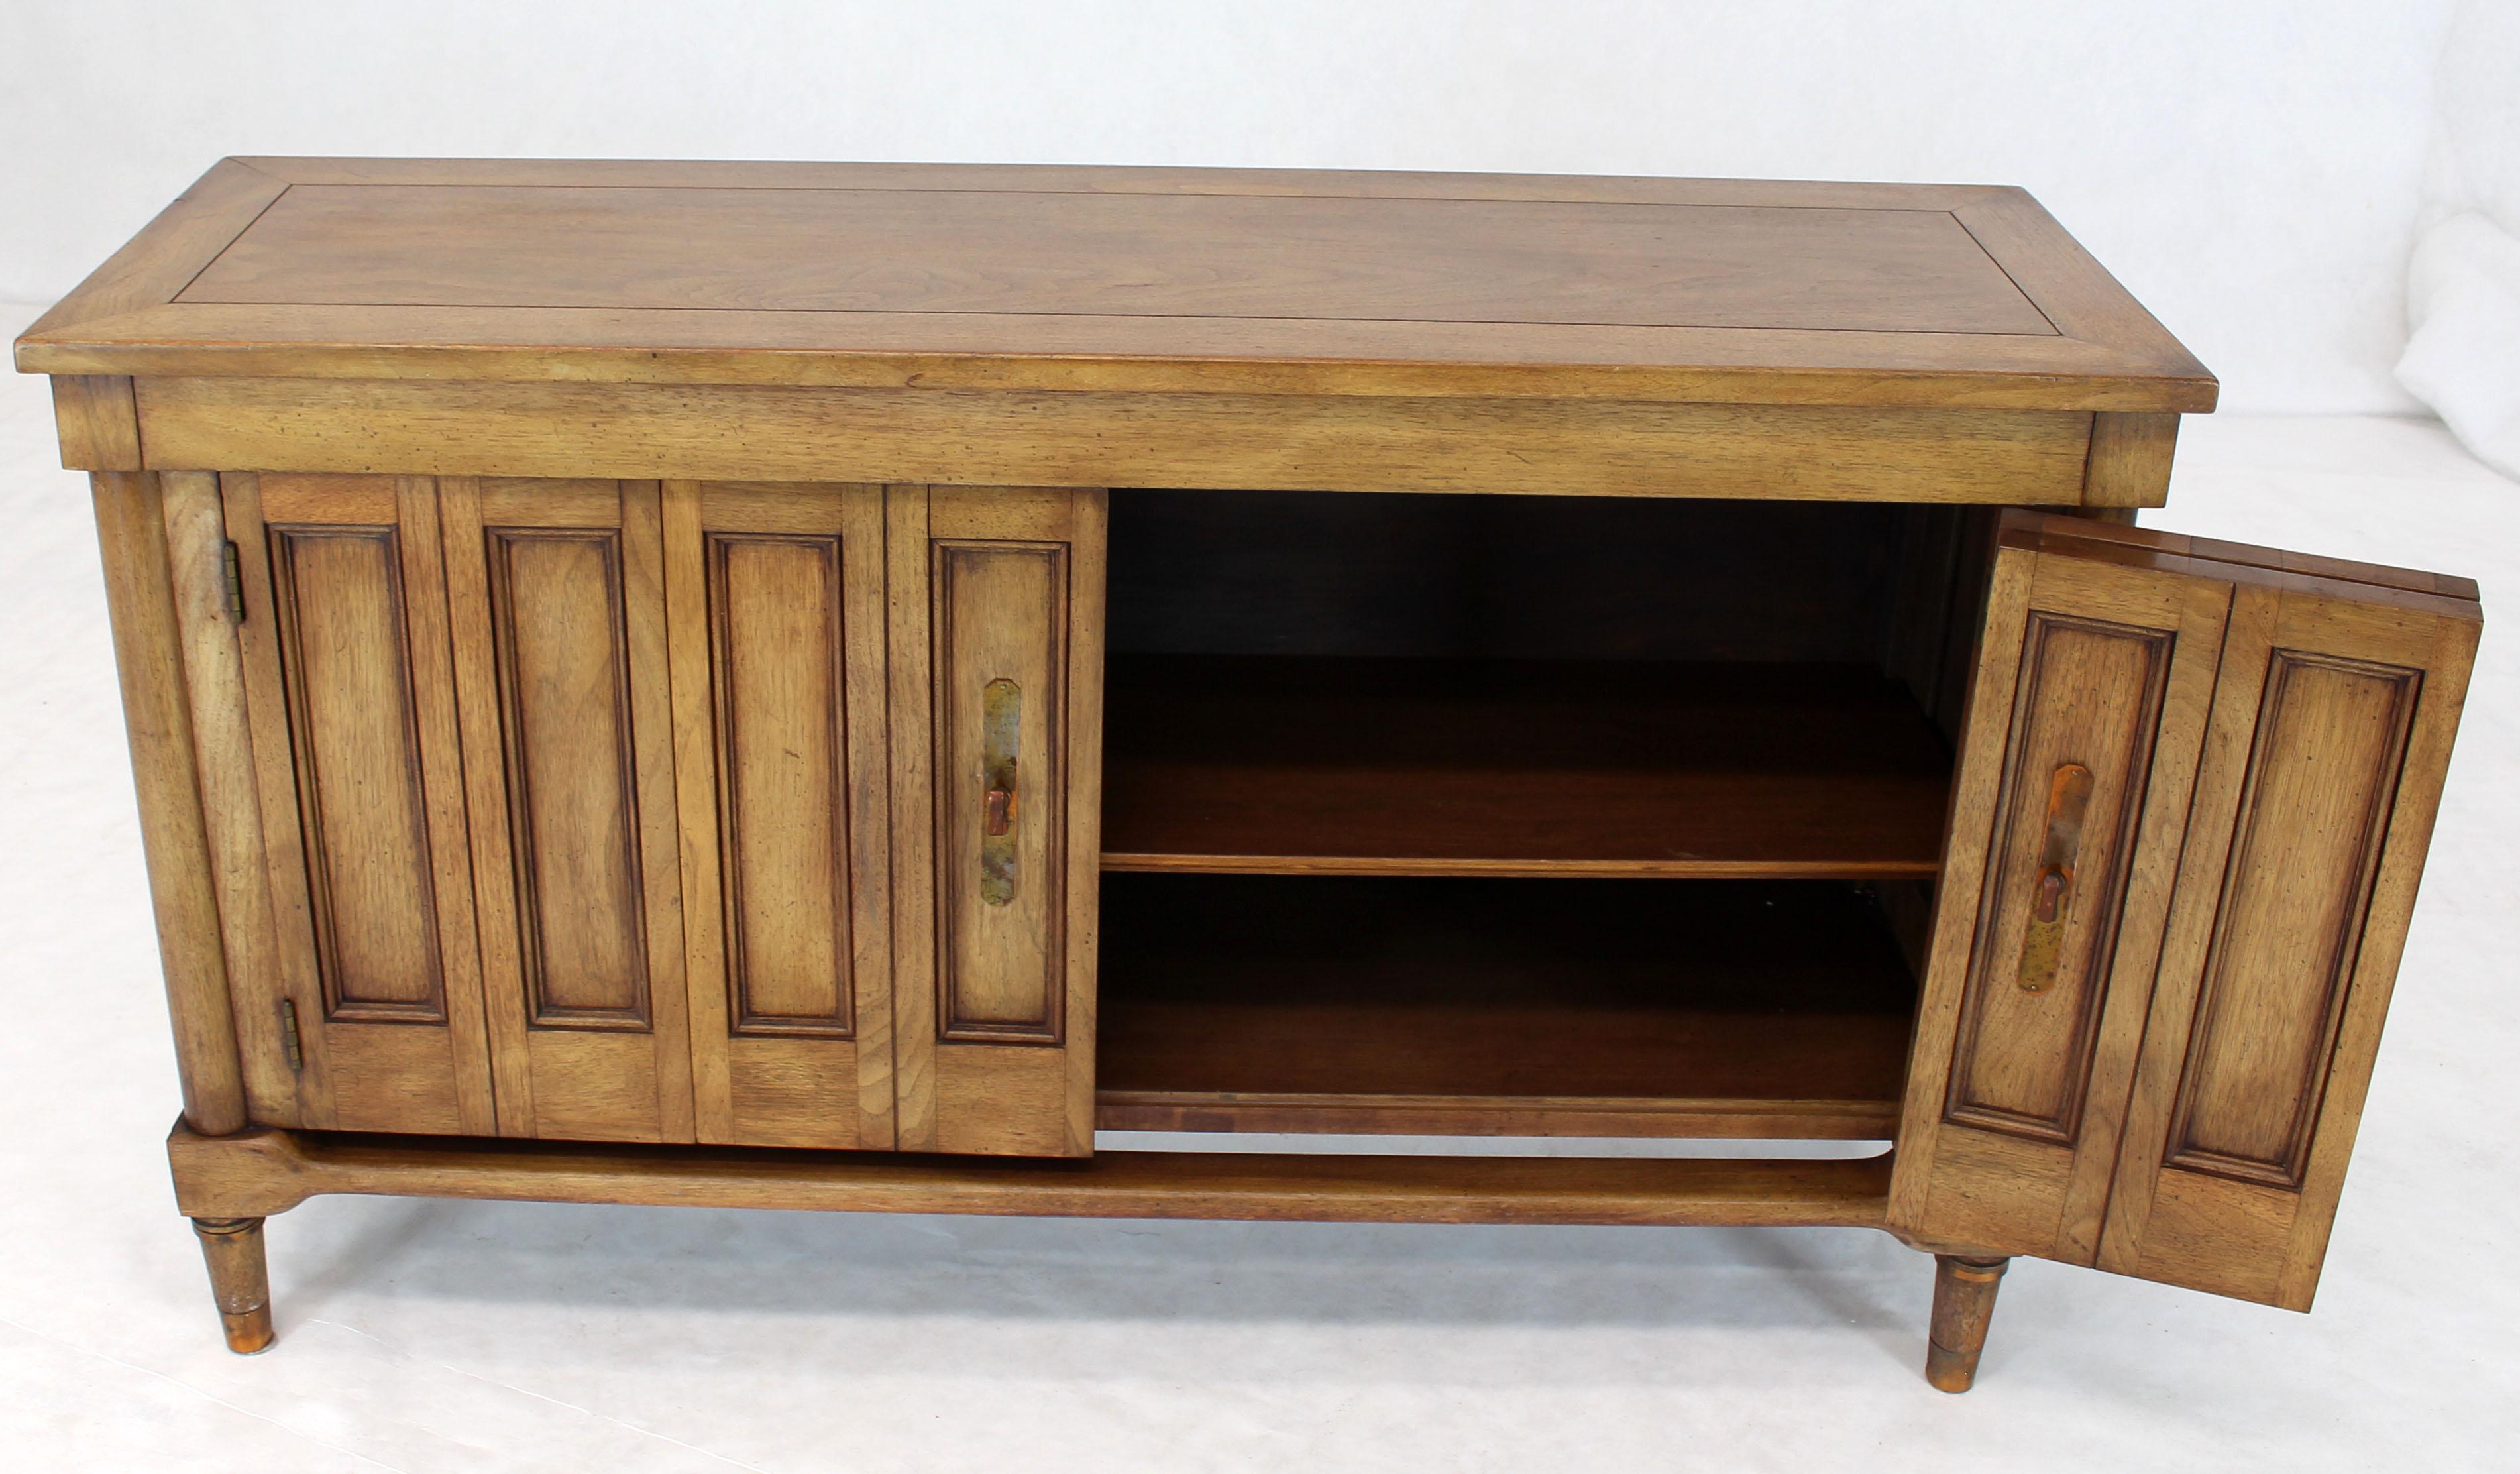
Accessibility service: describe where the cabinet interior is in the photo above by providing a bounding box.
[1097,489,2000,1137]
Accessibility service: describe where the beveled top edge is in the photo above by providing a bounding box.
[16,157,2218,412]
[233,155,2024,207]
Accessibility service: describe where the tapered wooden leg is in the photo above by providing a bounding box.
[191,1216,274,1353]
[1924,1254,2007,1392]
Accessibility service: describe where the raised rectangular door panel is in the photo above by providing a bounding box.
[890,485,1107,1157]
[221,473,496,1134]
[1895,512,2480,1305]
[1890,516,2232,1261]
[663,482,894,1148]
[2098,573,2478,1308]
[440,478,695,1143]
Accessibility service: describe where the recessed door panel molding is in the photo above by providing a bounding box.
[889,484,1107,1157]
[665,482,895,1150]
[932,538,1071,1043]
[267,521,449,1023]
[1891,518,2233,1263]
[442,477,695,1143]
[2101,583,2476,1309]
[2162,650,2419,1188]
[1942,612,2173,1143]
[222,472,496,1135]
[480,524,652,1029]
[712,529,855,1037]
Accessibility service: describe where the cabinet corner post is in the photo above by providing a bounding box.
[91,469,250,1135]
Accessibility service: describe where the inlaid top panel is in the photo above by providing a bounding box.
[17,158,2214,409]
[178,184,2056,335]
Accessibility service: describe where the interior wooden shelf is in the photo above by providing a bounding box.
[1099,655,1952,879]
[1095,874,1918,1139]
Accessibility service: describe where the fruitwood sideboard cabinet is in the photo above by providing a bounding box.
[18,158,2481,1392]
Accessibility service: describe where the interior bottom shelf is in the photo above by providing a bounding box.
[1095,874,1918,1139]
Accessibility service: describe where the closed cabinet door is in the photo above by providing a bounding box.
[223,473,496,1135]
[661,482,895,1149]
[1892,512,2479,1308]
[887,486,1108,1157]
[439,478,695,1143]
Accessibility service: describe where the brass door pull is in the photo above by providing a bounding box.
[2018,762,2094,993]
[979,677,1021,906]
[2032,866,2069,923]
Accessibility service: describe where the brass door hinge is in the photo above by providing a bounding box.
[221,540,246,623]
[278,999,303,1072]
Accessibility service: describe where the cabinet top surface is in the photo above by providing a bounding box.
[16,157,2214,410]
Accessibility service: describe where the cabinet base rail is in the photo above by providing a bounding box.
[166,1122,2005,1390]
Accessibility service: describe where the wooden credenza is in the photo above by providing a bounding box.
[18,158,2482,1391]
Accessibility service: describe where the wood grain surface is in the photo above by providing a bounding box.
[125,375,2107,504]
[1893,511,2481,1306]
[1100,656,1951,878]
[1095,875,1913,1139]
[223,473,497,1136]
[19,158,2214,413]
[168,1121,1894,1229]
[89,471,249,1135]
[664,481,897,1150]
[887,486,1107,1159]
[438,478,697,1145]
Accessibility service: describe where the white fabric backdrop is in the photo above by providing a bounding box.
[0,0,2460,414]
[2398,0,2520,477]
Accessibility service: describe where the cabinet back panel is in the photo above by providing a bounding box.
[1109,490,1906,663]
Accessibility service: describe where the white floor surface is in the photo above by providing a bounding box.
[2,340,2515,1471]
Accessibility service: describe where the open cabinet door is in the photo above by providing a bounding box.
[2094,532,2479,1307]
[1892,513,2478,1306]
[887,486,1107,1157]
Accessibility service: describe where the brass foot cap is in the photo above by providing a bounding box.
[219,1307,275,1355]
[1923,1342,1976,1394]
